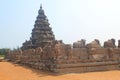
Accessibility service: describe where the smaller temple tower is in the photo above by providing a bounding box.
[21,5,55,50]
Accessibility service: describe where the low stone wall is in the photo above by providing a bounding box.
[5,43,120,73]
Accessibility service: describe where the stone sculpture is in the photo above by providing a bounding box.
[73,39,86,48]
[104,38,116,48]
[118,40,120,48]
[86,39,101,48]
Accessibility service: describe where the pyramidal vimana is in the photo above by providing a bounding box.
[21,5,55,50]
[5,5,120,73]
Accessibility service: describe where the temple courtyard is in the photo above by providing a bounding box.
[0,62,119,80]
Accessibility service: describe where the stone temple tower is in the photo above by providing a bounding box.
[21,5,55,49]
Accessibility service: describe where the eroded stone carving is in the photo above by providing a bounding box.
[104,38,116,48]
[118,40,120,48]
[73,39,86,48]
[86,39,101,48]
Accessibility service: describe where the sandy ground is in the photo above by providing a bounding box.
[0,62,120,80]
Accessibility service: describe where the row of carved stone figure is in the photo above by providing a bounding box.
[6,40,120,64]
[73,38,120,48]
[6,39,120,63]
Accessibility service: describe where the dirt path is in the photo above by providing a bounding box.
[0,62,120,80]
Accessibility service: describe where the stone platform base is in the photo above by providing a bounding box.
[53,61,120,73]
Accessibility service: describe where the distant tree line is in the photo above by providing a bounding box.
[0,48,10,57]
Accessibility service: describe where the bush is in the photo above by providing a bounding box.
[0,48,10,57]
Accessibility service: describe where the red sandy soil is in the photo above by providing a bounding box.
[0,62,120,80]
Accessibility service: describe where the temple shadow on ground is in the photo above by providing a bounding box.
[11,62,62,76]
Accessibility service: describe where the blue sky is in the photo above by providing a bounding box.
[0,0,120,49]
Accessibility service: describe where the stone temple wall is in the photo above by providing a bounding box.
[5,40,120,73]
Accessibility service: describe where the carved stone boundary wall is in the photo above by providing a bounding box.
[5,40,120,73]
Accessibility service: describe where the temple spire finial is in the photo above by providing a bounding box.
[40,4,42,9]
